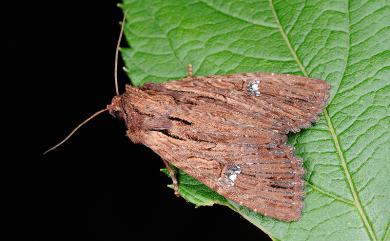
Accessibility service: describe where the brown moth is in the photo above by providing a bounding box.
[45,14,330,222]
[107,67,330,221]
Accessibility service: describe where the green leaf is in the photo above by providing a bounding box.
[120,1,390,240]
[161,168,227,206]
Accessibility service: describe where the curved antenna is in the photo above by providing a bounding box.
[44,12,128,155]
[43,108,109,155]
[114,11,128,96]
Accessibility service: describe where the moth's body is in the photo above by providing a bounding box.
[108,72,330,221]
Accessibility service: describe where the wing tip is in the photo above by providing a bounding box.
[288,79,331,134]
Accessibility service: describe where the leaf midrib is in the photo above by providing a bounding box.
[268,0,377,240]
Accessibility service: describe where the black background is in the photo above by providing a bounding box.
[5,1,271,240]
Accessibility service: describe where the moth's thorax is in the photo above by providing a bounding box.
[108,86,173,143]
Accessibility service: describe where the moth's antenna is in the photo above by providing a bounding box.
[43,108,109,155]
[45,11,128,155]
[114,11,128,96]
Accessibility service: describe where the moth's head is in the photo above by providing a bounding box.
[107,95,125,120]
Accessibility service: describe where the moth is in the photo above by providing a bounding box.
[107,65,330,221]
[45,15,330,222]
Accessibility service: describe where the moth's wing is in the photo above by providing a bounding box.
[150,73,330,133]
[123,73,329,221]
[141,128,304,221]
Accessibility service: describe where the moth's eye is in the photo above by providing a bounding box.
[247,80,261,96]
[111,108,123,119]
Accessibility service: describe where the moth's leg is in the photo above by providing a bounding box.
[187,64,193,78]
[162,159,179,196]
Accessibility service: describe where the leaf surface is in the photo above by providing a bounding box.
[121,1,390,240]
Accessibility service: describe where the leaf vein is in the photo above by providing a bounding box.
[324,109,377,241]
[199,0,277,29]
[269,0,378,240]
[382,223,390,241]
[305,181,354,206]
[268,0,307,76]
[145,6,183,66]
